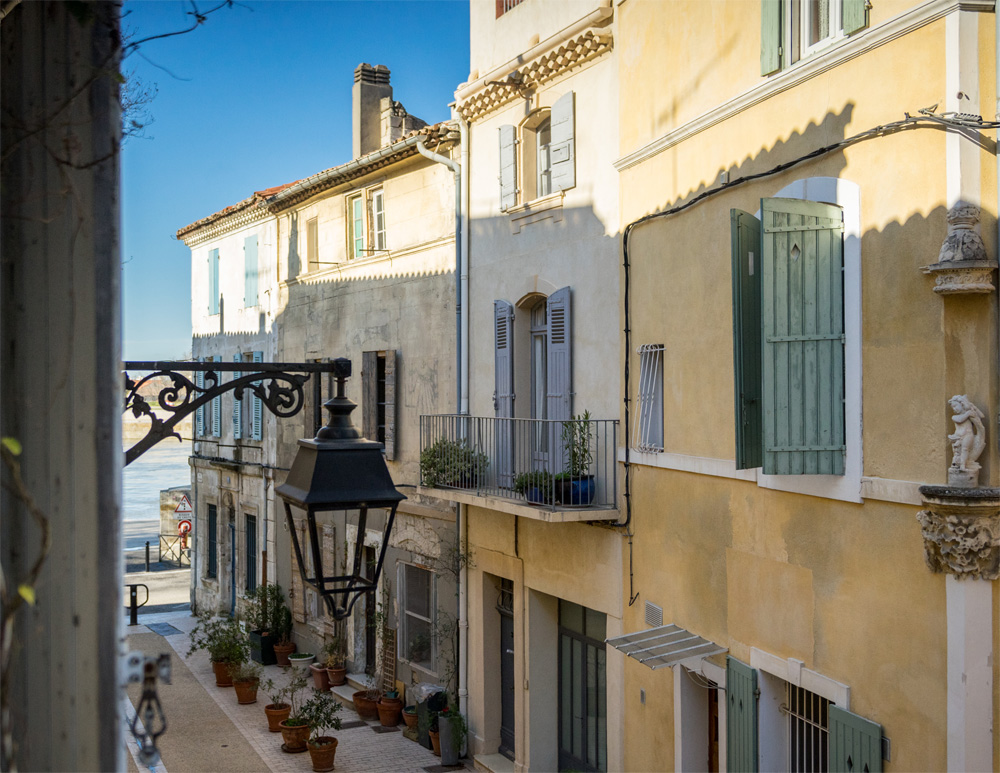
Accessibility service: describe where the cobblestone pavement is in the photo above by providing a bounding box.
[125,609,470,773]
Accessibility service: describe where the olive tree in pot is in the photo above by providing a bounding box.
[272,605,296,665]
[261,674,299,733]
[322,622,348,686]
[232,661,262,704]
[277,667,312,753]
[245,583,284,665]
[301,691,343,773]
[555,411,595,506]
[187,614,249,687]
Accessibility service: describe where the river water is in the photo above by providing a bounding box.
[122,440,192,553]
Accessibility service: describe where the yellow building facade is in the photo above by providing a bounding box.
[616,0,998,771]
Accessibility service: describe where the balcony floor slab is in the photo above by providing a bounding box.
[418,486,619,523]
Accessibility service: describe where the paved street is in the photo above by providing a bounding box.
[124,606,468,773]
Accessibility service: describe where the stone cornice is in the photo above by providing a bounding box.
[457,28,613,122]
[179,203,271,248]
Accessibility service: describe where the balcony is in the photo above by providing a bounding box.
[418,414,619,522]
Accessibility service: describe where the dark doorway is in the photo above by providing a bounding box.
[498,578,515,760]
[364,545,377,674]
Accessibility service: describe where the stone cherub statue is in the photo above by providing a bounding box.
[948,394,986,487]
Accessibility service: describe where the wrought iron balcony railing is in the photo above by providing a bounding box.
[419,414,618,511]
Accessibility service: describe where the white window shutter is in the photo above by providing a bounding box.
[195,367,205,436]
[494,300,515,488]
[549,92,576,192]
[251,351,263,440]
[498,125,518,211]
[546,286,572,422]
[232,353,242,440]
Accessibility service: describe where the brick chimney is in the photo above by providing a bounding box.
[353,63,392,158]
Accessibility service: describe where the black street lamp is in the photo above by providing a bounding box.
[275,358,405,620]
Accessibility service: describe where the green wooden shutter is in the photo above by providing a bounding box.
[726,656,758,772]
[731,209,763,470]
[842,0,869,36]
[761,198,845,475]
[232,353,242,440]
[760,0,782,75]
[244,235,258,307]
[829,705,882,773]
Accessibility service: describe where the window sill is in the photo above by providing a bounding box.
[507,191,564,234]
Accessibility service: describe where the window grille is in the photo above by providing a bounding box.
[495,0,525,17]
[633,344,664,452]
[783,684,829,772]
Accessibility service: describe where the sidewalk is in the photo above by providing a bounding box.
[125,608,468,773]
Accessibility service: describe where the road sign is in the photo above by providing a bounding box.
[174,494,192,518]
[178,519,192,535]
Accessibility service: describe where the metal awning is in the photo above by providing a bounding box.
[605,624,727,670]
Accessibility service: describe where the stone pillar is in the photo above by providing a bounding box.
[917,486,999,771]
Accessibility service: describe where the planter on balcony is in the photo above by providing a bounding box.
[556,475,595,506]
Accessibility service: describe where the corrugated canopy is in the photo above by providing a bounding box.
[605,624,727,670]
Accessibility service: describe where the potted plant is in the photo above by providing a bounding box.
[261,676,296,733]
[321,627,348,687]
[377,688,403,727]
[420,437,488,489]
[513,469,554,504]
[277,667,312,753]
[245,583,284,665]
[351,672,380,721]
[438,705,467,766]
[289,650,315,666]
[556,411,595,506]
[402,704,418,730]
[187,614,249,687]
[273,605,296,665]
[231,660,262,705]
[423,690,448,756]
[301,691,343,772]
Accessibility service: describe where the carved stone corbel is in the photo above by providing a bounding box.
[917,487,1000,580]
[921,201,996,294]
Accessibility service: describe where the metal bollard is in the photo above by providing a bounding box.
[127,583,149,626]
[145,540,150,572]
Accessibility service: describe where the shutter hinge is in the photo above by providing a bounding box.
[754,687,761,699]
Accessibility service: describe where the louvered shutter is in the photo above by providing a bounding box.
[546,287,572,422]
[362,350,378,442]
[208,248,220,314]
[244,235,258,307]
[731,209,763,470]
[760,0,782,76]
[384,349,396,461]
[499,125,518,211]
[211,356,222,437]
[232,353,242,440]
[195,367,205,436]
[550,91,576,192]
[251,351,263,440]
[495,300,515,487]
[726,656,758,772]
[842,0,869,36]
[761,198,845,475]
[829,705,882,773]
[291,518,305,622]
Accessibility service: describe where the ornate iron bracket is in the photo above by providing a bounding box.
[123,361,342,466]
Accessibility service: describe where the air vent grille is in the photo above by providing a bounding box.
[645,601,663,628]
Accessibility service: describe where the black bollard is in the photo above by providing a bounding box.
[129,585,139,626]
[145,540,150,572]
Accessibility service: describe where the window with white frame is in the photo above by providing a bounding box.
[634,344,664,452]
[398,563,436,671]
[760,0,869,75]
[370,188,386,251]
[499,92,576,211]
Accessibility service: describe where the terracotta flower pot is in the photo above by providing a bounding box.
[233,677,259,704]
[273,642,296,666]
[279,719,310,753]
[307,736,338,772]
[265,703,291,732]
[309,663,331,691]
[327,665,347,686]
[429,728,441,756]
[211,660,234,687]
[377,697,402,727]
[352,690,379,720]
[402,707,418,730]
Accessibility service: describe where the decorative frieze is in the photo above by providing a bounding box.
[917,487,1000,579]
[921,201,995,294]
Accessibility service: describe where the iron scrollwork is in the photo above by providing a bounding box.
[122,361,335,466]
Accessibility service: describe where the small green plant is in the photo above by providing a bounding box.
[231,660,262,683]
[439,704,468,755]
[280,667,311,725]
[513,469,554,503]
[299,691,343,743]
[561,410,593,477]
[276,604,293,646]
[260,677,288,708]
[244,583,284,633]
[420,437,488,488]
[187,614,249,664]
[321,631,347,669]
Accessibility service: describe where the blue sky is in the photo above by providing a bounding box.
[121,0,470,360]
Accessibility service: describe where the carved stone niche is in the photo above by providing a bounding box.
[916,486,1000,580]
[921,201,996,294]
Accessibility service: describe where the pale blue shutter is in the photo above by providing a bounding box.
[244,235,258,307]
[232,353,242,440]
[208,248,220,314]
[494,300,515,487]
[251,351,263,440]
[731,209,763,469]
[829,705,882,773]
[546,286,572,422]
[499,125,518,211]
[761,0,782,75]
[761,198,845,475]
[842,0,869,36]
[726,656,758,772]
[211,355,222,437]
[195,367,205,436]
[549,91,575,192]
